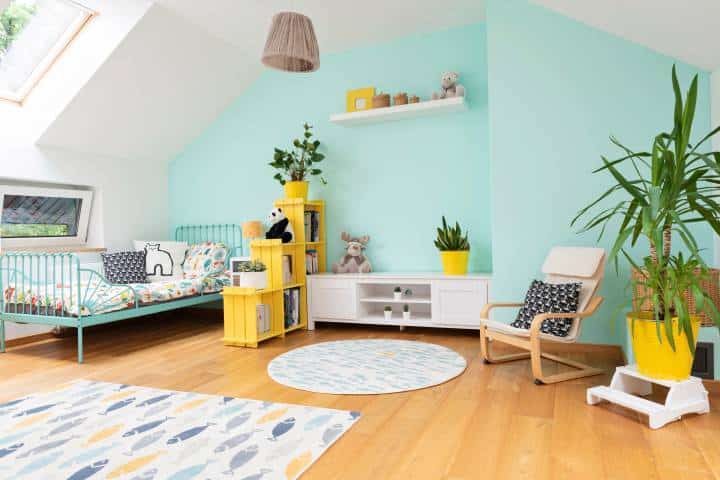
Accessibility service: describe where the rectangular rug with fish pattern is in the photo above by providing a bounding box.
[0,380,360,479]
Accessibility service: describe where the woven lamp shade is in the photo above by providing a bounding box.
[262,12,320,73]
[242,221,263,239]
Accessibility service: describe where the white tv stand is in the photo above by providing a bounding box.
[307,272,491,330]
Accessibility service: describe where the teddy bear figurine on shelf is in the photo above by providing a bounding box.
[431,71,465,100]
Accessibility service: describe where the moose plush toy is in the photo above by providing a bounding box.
[332,232,372,273]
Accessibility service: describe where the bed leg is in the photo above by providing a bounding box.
[77,326,83,364]
[0,318,5,353]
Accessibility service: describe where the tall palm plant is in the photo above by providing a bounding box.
[573,66,720,351]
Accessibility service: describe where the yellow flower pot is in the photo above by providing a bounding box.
[628,312,700,381]
[440,250,469,275]
[284,181,309,201]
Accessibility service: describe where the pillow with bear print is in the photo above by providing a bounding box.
[510,279,581,337]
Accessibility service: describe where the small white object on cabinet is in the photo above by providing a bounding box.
[308,273,491,330]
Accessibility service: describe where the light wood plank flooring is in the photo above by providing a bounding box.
[1,311,719,479]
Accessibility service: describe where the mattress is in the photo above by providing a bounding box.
[3,275,229,317]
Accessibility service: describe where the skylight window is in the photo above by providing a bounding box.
[0,0,93,104]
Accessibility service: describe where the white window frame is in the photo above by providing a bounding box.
[0,0,96,104]
[0,184,93,249]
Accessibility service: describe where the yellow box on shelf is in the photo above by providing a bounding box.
[222,286,284,348]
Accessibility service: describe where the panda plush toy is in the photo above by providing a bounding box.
[265,207,294,243]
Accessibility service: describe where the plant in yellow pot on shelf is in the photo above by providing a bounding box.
[435,216,470,275]
[573,66,720,381]
[270,123,326,201]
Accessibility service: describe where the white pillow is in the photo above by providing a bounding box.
[133,240,188,281]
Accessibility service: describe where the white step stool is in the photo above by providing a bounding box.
[587,364,710,429]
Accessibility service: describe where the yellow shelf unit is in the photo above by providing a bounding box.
[222,198,326,347]
[273,198,326,333]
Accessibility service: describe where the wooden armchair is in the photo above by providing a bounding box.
[480,247,606,385]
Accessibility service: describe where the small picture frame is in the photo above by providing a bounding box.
[346,87,375,112]
[230,256,250,286]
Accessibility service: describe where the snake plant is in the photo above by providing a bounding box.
[572,65,720,352]
[434,216,470,251]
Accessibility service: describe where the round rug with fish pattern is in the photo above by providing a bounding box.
[268,340,467,394]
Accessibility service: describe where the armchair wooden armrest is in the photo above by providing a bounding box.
[529,296,603,335]
[480,302,524,319]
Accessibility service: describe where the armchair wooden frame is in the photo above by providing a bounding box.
[480,296,605,385]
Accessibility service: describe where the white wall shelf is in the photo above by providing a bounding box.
[329,97,467,126]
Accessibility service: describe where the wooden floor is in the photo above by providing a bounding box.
[2,311,719,480]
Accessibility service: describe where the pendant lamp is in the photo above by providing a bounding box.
[262,12,320,73]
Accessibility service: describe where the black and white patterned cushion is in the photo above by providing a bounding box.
[101,251,147,284]
[510,280,582,337]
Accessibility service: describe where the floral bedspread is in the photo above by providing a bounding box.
[3,275,229,317]
[128,275,229,303]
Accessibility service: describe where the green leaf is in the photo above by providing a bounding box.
[601,156,647,204]
[672,64,683,132]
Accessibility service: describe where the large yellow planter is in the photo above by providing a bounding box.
[284,181,309,201]
[440,250,469,275]
[628,312,700,381]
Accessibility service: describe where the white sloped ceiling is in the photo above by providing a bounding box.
[37,0,486,163]
[533,0,720,71]
[39,0,719,164]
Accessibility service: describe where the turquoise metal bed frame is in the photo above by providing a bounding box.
[0,224,242,363]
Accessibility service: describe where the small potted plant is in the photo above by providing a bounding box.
[404,288,413,297]
[383,305,393,321]
[402,304,411,321]
[269,123,327,201]
[393,287,402,300]
[435,216,470,275]
[239,260,268,290]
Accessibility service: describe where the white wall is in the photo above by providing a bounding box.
[0,145,168,340]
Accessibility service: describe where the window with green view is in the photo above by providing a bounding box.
[1,194,81,238]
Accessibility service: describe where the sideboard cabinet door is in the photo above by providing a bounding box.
[431,280,488,328]
[309,278,357,320]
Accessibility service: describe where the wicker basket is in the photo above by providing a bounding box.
[631,268,720,327]
[393,92,408,105]
[372,93,390,108]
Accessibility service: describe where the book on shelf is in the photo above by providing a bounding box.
[305,249,319,275]
[304,211,320,242]
[256,304,270,334]
[282,254,293,284]
[283,287,301,328]
[304,212,312,244]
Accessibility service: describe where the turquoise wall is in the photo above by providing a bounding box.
[169,24,492,273]
[486,0,712,345]
[170,3,717,350]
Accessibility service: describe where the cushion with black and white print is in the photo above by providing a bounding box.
[101,251,148,284]
[510,279,582,337]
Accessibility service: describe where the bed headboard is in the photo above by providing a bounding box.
[175,224,243,258]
